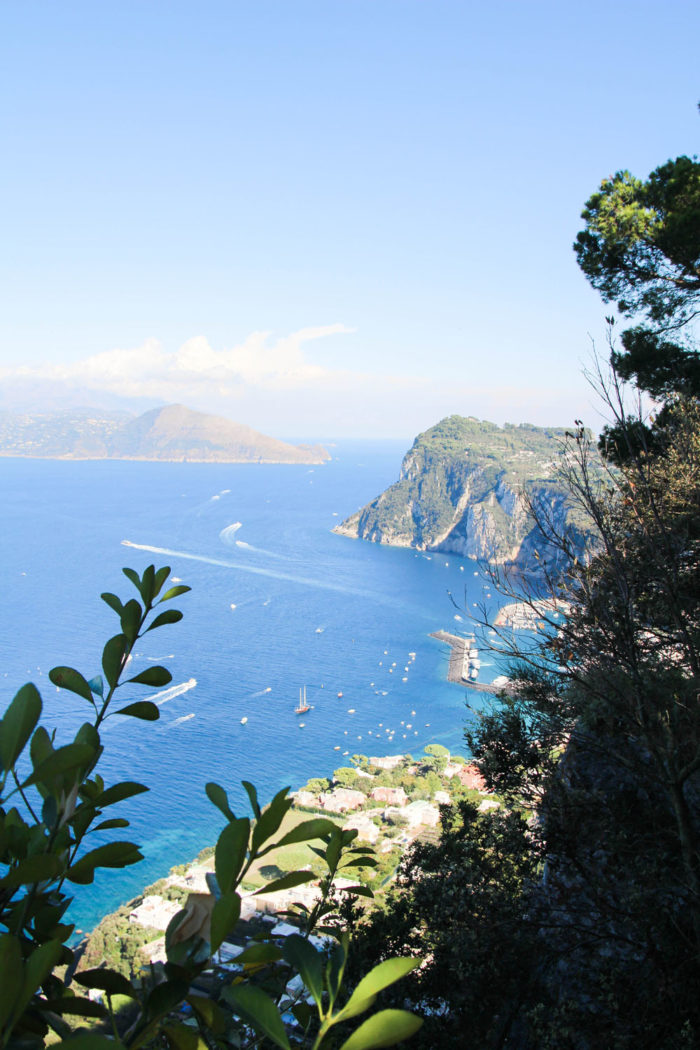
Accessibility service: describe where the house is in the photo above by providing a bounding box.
[433,790,451,805]
[369,755,405,770]
[294,790,318,808]
[129,895,181,931]
[344,813,380,843]
[444,761,486,791]
[402,801,440,828]
[370,785,408,806]
[318,788,366,812]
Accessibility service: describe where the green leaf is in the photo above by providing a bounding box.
[48,667,93,703]
[88,676,104,697]
[152,566,172,598]
[0,682,42,771]
[126,666,172,687]
[187,995,228,1036]
[224,984,291,1050]
[102,634,128,689]
[43,996,107,1018]
[97,780,148,807]
[92,817,130,832]
[141,565,156,604]
[30,725,53,771]
[120,599,142,643]
[271,817,338,850]
[21,939,63,1004]
[210,891,241,953]
[337,1009,423,1050]
[67,841,143,885]
[0,934,23,1030]
[122,567,143,595]
[74,968,136,998]
[113,701,160,721]
[233,942,283,966]
[338,884,374,898]
[0,853,64,890]
[282,934,323,1010]
[241,780,261,819]
[101,592,124,616]
[145,609,183,632]
[336,959,419,1023]
[163,1022,208,1050]
[146,978,190,1020]
[159,584,191,603]
[215,818,250,893]
[253,870,315,896]
[24,742,95,788]
[251,787,293,854]
[341,857,378,869]
[51,1035,125,1050]
[205,781,236,822]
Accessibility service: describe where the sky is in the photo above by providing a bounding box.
[1,0,698,439]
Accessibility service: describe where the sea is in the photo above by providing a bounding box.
[0,443,510,933]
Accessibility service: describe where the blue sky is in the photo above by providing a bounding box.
[1,0,698,437]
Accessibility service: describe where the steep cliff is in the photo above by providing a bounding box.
[334,415,591,571]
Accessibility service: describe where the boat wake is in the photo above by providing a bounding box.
[235,540,287,560]
[171,713,195,725]
[219,523,243,544]
[152,678,197,706]
[121,541,401,605]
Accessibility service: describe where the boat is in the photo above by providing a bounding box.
[295,686,310,715]
[240,716,248,724]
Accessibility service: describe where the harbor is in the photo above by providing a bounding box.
[429,630,515,695]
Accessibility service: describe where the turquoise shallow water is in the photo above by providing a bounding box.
[0,443,508,931]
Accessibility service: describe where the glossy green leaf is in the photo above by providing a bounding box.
[120,599,142,643]
[92,817,130,832]
[67,841,143,884]
[122,567,143,595]
[102,634,128,689]
[74,968,135,998]
[163,1023,208,1050]
[0,682,42,771]
[145,608,183,632]
[48,667,93,703]
[141,565,156,604]
[43,996,107,1018]
[338,884,374,898]
[251,787,293,854]
[146,978,190,1019]
[24,743,95,788]
[113,701,160,721]
[252,870,315,896]
[0,934,23,1029]
[336,958,419,1023]
[341,857,378,869]
[0,853,64,890]
[282,934,323,1010]
[88,676,104,698]
[241,780,261,819]
[224,984,291,1050]
[30,725,53,771]
[152,565,172,598]
[210,891,241,953]
[126,666,172,687]
[187,995,228,1035]
[269,817,338,851]
[233,941,282,966]
[101,592,124,616]
[159,584,191,603]
[21,939,63,1004]
[97,780,148,807]
[215,817,250,893]
[205,781,236,822]
[337,1009,423,1050]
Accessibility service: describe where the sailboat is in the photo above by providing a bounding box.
[295,686,310,714]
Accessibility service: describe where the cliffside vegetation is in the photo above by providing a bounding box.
[335,415,596,572]
[345,140,700,1048]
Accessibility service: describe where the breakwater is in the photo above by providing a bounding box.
[429,631,515,695]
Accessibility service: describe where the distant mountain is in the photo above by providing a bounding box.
[0,404,330,464]
[334,415,594,572]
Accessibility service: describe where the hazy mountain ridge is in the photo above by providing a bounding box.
[334,415,593,571]
[0,404,330,464]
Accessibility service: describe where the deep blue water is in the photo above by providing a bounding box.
[0,444,507,931]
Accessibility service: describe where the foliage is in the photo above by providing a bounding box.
[0,566,422,1050]
[575,151,700,456]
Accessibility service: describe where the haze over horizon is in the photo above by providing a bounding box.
[2,0,698,438]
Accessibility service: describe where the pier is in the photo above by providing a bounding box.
[429,630,516,695]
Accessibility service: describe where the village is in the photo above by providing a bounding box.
[80,745,499,979]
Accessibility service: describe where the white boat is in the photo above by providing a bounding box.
[240,716,248,724]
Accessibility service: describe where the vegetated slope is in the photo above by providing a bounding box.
[334,415,592,571]
[0,404,330,464]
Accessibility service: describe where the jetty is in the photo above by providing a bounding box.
[429,631,516,695]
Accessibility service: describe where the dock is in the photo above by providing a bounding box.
[429,631,516,695]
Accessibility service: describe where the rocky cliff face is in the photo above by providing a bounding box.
[334,415,591,572]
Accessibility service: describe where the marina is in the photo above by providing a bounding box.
[430,630,516,695]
